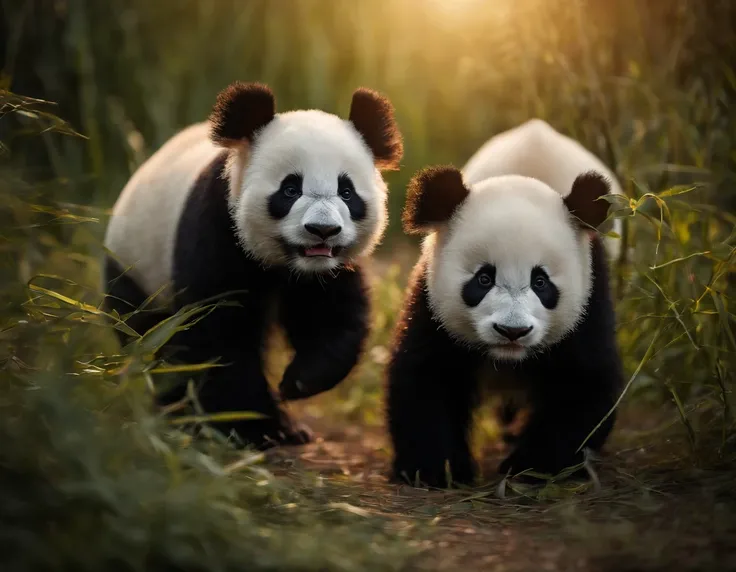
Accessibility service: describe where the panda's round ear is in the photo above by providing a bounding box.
[403,166,470,235]
[209,82,276,148]
[564,171,612,230]
[348,88,403,171]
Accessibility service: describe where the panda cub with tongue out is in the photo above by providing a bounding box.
[103,81,403,449]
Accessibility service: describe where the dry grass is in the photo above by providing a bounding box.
[261,400,736,571]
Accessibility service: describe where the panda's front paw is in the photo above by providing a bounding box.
[279,360,338,401]
[498,445,584,481]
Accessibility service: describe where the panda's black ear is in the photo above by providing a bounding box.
[403,166,470,235]
[348,88,403,171]
[209,82,276,148]
[564,171,612,230]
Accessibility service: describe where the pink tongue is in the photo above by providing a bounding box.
[305,246,333,257]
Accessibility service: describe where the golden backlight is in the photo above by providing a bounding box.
[427,0,486,15]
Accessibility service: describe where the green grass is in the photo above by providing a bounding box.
[2,0,736,569]
[0,357,421,572]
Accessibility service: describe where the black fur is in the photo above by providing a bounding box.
[278,267,369,401]
[530,266,559,310]
[402,166,470,234]
[348,88,403,171]
[209,82,275,147]
[268,174,303,219]
[104,152,370,450]
[565,171,612,229]
[338,174,366,221]
[386,237,622,488]
[461,264,496,307]
[386,257,483,487]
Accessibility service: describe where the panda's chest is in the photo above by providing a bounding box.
[475,360,532,403]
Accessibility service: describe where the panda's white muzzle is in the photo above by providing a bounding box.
[288,197,354,259]
[471,288,546,359]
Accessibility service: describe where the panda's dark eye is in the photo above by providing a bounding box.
[478,272,493,287]
[462,264,496,307]
[530,266,559,309]
[283,185,299,198]
[278,174,303,199]
[337,174,356,203]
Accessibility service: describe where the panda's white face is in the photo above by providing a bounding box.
[425,176,593,361]
[229,110,387,273]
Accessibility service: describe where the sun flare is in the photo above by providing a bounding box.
[427,0,485,14]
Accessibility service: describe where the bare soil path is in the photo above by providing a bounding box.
[266,405,736,572]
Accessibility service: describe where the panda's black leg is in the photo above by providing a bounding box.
[102,256,296,445]
[385,269,482,489]
[387,362,478,488]
[277,266,370,401]
[155,294,309,450]
[162,341,311,449]
[498,380,617,481]
[177,348,311,449]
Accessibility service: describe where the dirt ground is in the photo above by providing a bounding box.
[265,404,736,572]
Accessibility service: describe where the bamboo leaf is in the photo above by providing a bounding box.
[168,411,267,425]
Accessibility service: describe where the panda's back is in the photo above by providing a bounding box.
[462,119,624,258]
[103,122,224,307]
[462,119,622,198]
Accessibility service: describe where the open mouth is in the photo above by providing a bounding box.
[298,244,344,258]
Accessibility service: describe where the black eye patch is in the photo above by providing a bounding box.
[337,173,366,221]
[268,173,303,219]
[530,266,559,309]
[462,264,496,307]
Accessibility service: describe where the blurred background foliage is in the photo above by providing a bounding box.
[4,0,736,216]
[1,0,736,569]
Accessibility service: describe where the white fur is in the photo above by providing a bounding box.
[104,111,387,307]
[230,110,387,273]
[424,175,592,361]
[462,118,624,259]
[103,122,221,307]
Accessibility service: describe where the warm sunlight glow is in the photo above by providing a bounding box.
[427,0,485,15]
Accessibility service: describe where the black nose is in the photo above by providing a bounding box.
[304,223,342,239]
[493,324,533,341]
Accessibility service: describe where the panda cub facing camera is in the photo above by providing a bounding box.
[103,82,403,450]
[386,162,624,488]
